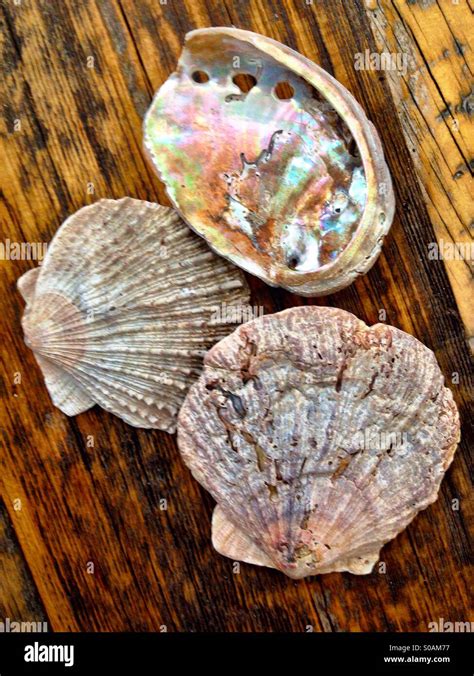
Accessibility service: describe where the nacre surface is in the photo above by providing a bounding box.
[145,28,395,296]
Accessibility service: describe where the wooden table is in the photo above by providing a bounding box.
[0,0,472,632]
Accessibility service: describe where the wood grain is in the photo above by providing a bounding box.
[0,0,472,632]
[365,0,474,346]
[0,501,48,628]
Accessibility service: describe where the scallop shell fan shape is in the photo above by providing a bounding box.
[177,306,460,578]
[18,198,250,432]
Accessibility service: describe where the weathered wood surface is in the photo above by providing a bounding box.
[365,0,474,346]
[0,0,472,632]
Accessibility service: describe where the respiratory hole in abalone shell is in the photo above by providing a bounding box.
[232,73,258,92]
[274,81,295,100]
[192,70,210,83]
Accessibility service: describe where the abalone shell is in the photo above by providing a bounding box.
[144,28,395,296]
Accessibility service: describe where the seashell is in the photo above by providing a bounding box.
[18,198,250,432]
[144,28,395,296]
[177,306,460,578]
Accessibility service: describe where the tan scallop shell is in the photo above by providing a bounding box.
[18,198,250,432]
[177,306,460,577]
[144,28,395,296]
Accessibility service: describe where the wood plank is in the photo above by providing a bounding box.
[0,500,48,628]
[364,0,474,346]
[0,0,472,632]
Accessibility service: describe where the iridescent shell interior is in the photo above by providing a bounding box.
[144,28,394,295]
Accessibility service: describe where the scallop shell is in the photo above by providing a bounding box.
[18,198,250,432]
[177,306,460,578]
[144,28,395,296]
